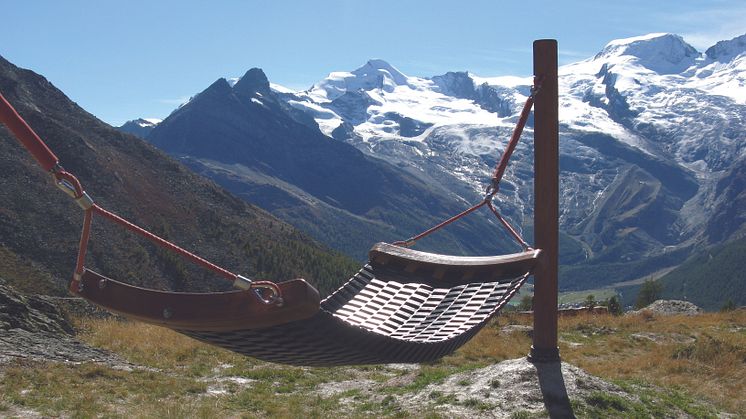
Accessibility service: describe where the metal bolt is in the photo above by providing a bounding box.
[163,308,173,319]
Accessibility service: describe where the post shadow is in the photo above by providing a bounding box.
[534,360,576,418]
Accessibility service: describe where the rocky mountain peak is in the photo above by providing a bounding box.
[430,71,476,99]
[117,118,161,138]
[705,33,746,62]
[200,77,233,97]
[233,68,271,96]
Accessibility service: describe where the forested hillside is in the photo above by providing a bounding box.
[0,55,358,297]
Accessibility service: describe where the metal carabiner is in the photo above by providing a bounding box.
[251,282,284,306]
[233,275,284,306]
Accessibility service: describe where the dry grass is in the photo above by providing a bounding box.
[459,310,746,416]
[75,317,253,374]
[558,311,746,415]
[450,322,532,364]
[2,310,743,417]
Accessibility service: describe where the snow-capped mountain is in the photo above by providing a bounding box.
[268,32,745,284]
[141,32,745,291]
[118,117,161,138]
[146,68,514,261]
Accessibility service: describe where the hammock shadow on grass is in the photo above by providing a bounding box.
[534,361,575,418]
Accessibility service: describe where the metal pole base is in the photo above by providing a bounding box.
[528,345,561,363]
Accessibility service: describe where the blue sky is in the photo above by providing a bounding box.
[2,0,744,125]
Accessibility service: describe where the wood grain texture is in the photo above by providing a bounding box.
[70,270,320,331]
[369,242,541,287]
[531,39,560,361]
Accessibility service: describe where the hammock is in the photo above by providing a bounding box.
[78,244,540,366]
[0,74,545,366]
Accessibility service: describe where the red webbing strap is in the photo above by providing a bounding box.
[486,200,531,250]
[393,201,488,247]
[489,75,544,191]
[0,93,59,172]
[90,204,238,282]
[0,92,281,303]
[74,208,93,278]
[78,204,282,303]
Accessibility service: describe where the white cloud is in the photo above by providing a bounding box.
[158,96,191,105]
[661,3,746,50]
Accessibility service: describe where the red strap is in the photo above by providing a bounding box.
[91,204,238,282]
[0,93,59,172]
[490,75,544,190]
[393,201,488,247]
[0,92,282,304]
[395,77,542,249]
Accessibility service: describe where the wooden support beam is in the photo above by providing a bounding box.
[529,39,561,363]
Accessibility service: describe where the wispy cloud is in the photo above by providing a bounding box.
[656,2,746,49]
[158,96,191,106]
[558,49,593,66]
[560,49,593,59]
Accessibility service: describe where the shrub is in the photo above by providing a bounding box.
[606,296,623,315]
[720,299,736,312]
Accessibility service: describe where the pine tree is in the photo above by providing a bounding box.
[585,294,596,309]
[518,294,533,311]
[635,279,662,309]
[606,295,622,315]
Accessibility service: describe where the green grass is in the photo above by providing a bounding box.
[0,362,211,418]
[659,236,746,310]
[570,384,718,418]
[1,310,743,417]
[558,288,618,305]
[614,380,719,418]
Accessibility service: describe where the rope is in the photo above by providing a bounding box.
[91,204,238,282]
[393,201,488,247]
[73,208,93,280]
[489,75,544,192]
[84,204,282,303]
[0,94,59,172]
[0,92,281,305]
[395,76,543,249]
[486,200,531,250]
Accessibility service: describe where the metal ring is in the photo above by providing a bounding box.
[250,282,283,306]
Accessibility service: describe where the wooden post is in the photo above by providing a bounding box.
[529,39,560,363]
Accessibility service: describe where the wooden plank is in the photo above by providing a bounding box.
[70,269,321,331]
[370,242,541,268]
[369,242,541,287]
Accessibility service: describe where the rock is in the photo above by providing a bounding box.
[630,332,696,344]
[0,279,130,367]
[500,324,533,337]
[628,300,703,316]
[0,280,73,334]
[316,379,376,397]
[398,358,631,417]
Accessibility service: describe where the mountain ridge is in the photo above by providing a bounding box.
[131,32,745,301]
[0,55,359,297]
[147,68,516,260]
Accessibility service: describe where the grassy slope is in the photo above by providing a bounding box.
[1,311,743,417]
[658,236,746,310]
